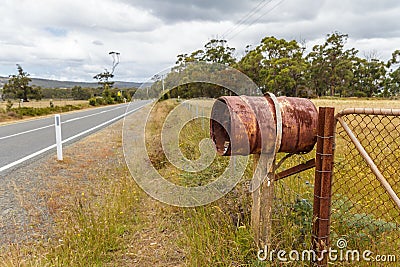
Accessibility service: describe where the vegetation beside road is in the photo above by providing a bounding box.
[0,100,88,122]
[0,86,135,123]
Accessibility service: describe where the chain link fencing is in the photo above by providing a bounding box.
[331,109,400,266]
[268,152,316,266]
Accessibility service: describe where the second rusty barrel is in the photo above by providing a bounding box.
[210,95,318,156]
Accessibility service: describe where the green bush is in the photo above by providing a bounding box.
[96,97,105,105]
[13,107,50,116]
[104,96,114,105]
[89,97,97,106]
[89,95,125,106]
[89,97,106,106]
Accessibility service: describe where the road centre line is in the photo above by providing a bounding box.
[63,105,125,123]
[0,124,53,140]
[0,103,146,173]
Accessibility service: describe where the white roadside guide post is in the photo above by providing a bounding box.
[54,114,63,161]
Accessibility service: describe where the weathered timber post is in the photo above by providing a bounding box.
[251,154,275,248]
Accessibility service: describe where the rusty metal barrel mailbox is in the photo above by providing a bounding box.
[210,95,318,156]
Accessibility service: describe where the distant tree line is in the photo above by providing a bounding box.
[152,32,400,99]
[1,65,137,102]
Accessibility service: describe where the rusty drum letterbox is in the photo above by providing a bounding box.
[210,95,318,156]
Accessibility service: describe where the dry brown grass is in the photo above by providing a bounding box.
[0,99,88,110]
[0,99,92,124]
[312,98,400,110]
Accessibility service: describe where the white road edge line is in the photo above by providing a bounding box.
[0,104,127,141]
[0,103,146,173]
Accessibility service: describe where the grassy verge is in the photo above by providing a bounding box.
[0,104,186,266]
[145,99,259,266]
[31,178,139,266]
[43,170,141,266]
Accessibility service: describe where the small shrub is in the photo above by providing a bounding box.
[104,96,114,105]
[96,97,105,105]
[89,97,97,106]
[89,97,107,106]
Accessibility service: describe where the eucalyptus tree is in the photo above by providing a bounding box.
[306,32,358,97]
[238,36,308,96]
[3,64,41,101]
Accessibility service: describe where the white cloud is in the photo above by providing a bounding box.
[0,0,399,82]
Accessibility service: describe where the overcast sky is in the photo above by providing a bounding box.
[1,0,399,82]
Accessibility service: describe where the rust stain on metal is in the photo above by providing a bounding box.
[276,97,318,153]
[210,95,318,156]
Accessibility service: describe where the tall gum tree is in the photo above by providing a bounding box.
[238,36,308,96]
[3,64,41,101]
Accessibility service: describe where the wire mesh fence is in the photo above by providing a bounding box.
[268,152,316,266]
[332,109,400,266]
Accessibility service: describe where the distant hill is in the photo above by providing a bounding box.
[0,76,148,89]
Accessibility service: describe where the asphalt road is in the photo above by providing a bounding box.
[0,100,150,175]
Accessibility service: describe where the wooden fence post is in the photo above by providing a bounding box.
[251,154,275,249]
